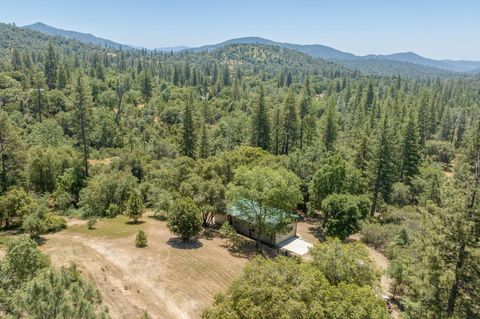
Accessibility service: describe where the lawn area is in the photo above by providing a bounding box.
[65,215,147,239]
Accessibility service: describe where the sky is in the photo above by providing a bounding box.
[0,0,479,60]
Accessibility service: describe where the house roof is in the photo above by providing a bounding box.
[229,199,298,228]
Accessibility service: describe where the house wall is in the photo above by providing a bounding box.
[227,216,294,246]
[274,222,297,245]
[214,214,227,225]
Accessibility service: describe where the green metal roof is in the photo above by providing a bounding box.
[229,199,298,228]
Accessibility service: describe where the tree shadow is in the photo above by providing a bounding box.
[35,236,47,246]
[167,237,203,249]
[225,238,258,259]
[125,220,146,225]
[308,224,326,241]
[200,228,215,240]
[148,215,167,222]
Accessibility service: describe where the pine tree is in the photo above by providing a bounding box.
[126,189,145,223]
[56,63,67,89]
[222,65,230,86]
[369,115,395,215]
[11,48,22,71]
[364,80,374,111]
[0,112,24,193]
[21,49,32,69]
[44,42,57,90]
[417,92,430,146]
[182,102,196,158]
[321,100,338,152]
[199,121,209,159]
[281,88,298,155]
[119,52,126,71]
[250,85,270,150]
[285,72,292,87]
[172,65,179,85]
[272,106,281,155]
[406,173,480,318]
[73,72,92,177]
[32,69,46,123]
[140,71,153,105]
[400,114,421,183]
[299,79,311,150]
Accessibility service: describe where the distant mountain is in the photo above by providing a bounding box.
[360,52,480,73]
[187,37,356,60]
[23,22,129,49]
[184,37,480,74]
[155,46,189,52]
[20,22,480,75]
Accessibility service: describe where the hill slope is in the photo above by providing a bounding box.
[23,22,128,49]
[0,22,102,54]
[186,37,480,74]
[12,22,480,76]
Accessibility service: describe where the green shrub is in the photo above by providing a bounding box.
[391,182,412,206]
[135,230,148,247]
[424,140,455,164]
[360,222,396,251]
[87,217,97,229]
[44,213,67,232]
[321,194,371,239]
[219,221,237,247]
[22,213,47,238]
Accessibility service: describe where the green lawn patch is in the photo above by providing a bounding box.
[66,215,147,239]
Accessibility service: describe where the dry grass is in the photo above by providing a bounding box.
[40,216,249,319]
[66,215,147,239]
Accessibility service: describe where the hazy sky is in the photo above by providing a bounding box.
[0,0,479,60]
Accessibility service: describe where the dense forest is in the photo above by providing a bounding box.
[0,21,479,318]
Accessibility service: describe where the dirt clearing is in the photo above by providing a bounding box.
[40,216,248,319]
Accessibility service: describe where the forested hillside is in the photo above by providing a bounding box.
[24,22,480,77]
[0,21,479,318]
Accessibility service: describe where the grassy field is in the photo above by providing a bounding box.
[65,215,148,239]
[40,215,249,319]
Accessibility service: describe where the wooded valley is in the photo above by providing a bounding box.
[0,21,479,318]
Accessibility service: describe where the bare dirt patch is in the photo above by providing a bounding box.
[40,216,248,319]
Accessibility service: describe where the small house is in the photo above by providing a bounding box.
[215,200,298,246]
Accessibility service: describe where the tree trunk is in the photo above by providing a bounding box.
[37,88,42,123]
[114,94,123,125]
[255,230,262,250]
[300,118,304,150]
[370,183,380,216]
[446,243,466,315]
[1,154,6,193]
[80,112,89,177]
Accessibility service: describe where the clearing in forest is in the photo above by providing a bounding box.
[40,215,248,319]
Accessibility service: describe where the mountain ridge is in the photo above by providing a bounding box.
[23,22,130,49]
[19,22,480,74]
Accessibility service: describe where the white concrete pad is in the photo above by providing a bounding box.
[278,237,313,256]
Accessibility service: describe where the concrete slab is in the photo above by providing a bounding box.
[278,237,313,256]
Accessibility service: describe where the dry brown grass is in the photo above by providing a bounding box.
[40,216,249,319]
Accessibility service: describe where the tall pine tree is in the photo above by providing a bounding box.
[250,85,270,150]
[44,42,57,90]
[281,88,298,155]
[369,115,395,215]
[400,113,421,183]
[182,101,196,158]
[73,72,92,177]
